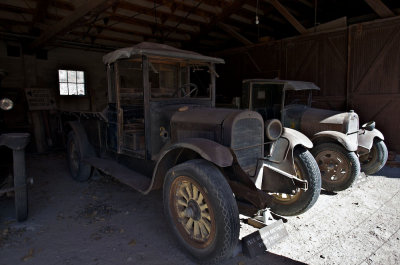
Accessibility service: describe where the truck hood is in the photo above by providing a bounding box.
[283,105,359,137]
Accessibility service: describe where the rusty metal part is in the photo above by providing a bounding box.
[169,175,216,248]
[315,149,350,183]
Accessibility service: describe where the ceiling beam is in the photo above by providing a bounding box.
[31,0,119,49]
[363,0,395,18]
[186,0,248,47]
[266,0,307,34]
[217,22,253,45]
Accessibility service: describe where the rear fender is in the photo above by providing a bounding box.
[312,131,358,152]
[358,128,384,151]
[144,138,233,194]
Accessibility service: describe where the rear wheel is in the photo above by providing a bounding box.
[266,147,321,216]
[312,142,360,192]
[163,159,239,264]
[67,132,92,182]
[360,139,388,175]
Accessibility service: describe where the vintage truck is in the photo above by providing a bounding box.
[62,43,321,263]
[241,79,388,192]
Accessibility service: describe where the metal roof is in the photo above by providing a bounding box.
[103,42,225,64]
[242,79,320,91]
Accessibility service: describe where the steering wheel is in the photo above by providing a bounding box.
[175,83,198,98]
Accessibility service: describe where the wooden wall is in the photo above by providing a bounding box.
[217,16,400,153]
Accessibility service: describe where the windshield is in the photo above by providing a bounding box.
[149,61,211,99]
[284,90,311,106]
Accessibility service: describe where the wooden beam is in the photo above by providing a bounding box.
[186,0,248,47]
[266,0,307,34]
[217,22,253,45]
[364,0,395,18]
[31,0,118,49]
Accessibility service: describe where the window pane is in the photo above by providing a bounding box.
[59,70,67,82]
[60,83,68,95]
[77,71,84,83]
[68,83,77,95]
[68,70,76,83]
[77,84,85,95]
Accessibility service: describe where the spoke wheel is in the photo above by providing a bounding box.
[266,147,321,216]
[163,159,239,263]
[272,163,303,204]
[170,176,215,249]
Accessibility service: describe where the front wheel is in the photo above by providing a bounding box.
[360,139,388,175]
[163,159,239,264]
[312,142,360,192]
[266,147,321,216]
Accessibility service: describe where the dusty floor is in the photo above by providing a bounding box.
[0,153,399,265]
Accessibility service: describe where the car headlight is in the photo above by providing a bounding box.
[265,119,283,141]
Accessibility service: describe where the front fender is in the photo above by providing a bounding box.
[358,128,384,151]
[282,127,313,149]
[312,131,358,152]
[143,138,233,194]
[67,121,96,158]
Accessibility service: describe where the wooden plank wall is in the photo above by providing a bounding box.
[217,16,400,153]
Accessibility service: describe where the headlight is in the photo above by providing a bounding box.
[265,119,283,141]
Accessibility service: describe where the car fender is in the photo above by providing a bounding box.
[283,127,313,149]
[144,138,233,194]
[358,128,384,151]
[66,121,96,158]
[312,131,358,152]
[265,128,312,177]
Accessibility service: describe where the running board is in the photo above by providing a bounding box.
[83,157,151,193]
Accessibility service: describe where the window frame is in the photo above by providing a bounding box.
[58,69,86,96]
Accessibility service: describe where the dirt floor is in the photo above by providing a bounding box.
[0,153,399,265]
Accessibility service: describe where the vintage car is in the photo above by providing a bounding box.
[62,43,321,263]
[241,79,388,192]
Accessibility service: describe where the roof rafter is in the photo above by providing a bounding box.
[364,0,395,18]
[31,0,119,49]
[266,0,307,34]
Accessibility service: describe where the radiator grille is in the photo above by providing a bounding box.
[231,118,263,174]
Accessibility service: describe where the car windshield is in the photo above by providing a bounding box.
[149,61,211,99]
[251,83,283,109]
[284,90,311,106]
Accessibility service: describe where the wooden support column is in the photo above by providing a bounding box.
[364,0,395,18]
[266,0,307,34]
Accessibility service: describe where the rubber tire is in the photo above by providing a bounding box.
[312,142,360,192]
[266,147,321,216]
[67,132,92,182]
[163,159,239,264]
[360,139,388,175]
[14,180,28,222]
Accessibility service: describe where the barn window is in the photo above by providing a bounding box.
[58,70,85,95]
